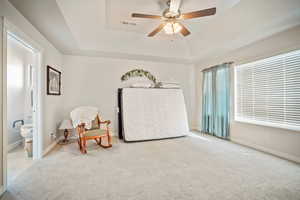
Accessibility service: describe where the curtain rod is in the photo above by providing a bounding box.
[201,61,234,72]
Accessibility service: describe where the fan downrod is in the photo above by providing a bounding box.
[163,0,181,18]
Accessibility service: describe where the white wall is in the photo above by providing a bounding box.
[0,16,4,191]
[7,35,34,145]
[195,25,300,163]
[62,55,196,135]
[0,0,64,152]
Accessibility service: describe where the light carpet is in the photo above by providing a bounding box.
[7,144,34,186]
[1,134,300,200]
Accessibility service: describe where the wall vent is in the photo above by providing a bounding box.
[120,21,137,26]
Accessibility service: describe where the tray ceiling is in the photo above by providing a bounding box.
[9,0,300,64]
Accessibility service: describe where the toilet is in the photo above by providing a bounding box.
[20,124,33,157]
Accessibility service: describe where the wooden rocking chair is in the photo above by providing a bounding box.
[75,115,112,154]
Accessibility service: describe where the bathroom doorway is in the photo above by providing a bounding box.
[2,20,43,188]
[6,33,36,185]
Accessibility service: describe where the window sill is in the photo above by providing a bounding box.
[233,118,300,132]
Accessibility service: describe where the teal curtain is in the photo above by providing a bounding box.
[201,63,231,139]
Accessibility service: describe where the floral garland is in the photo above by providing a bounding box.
[121,69,158,86]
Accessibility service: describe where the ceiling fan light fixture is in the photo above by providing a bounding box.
[163,22,182,35]
[132,1,216,37]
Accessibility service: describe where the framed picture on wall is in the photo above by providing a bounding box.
[47,66,61,95]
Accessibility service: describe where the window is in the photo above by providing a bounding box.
[234,50,300,131]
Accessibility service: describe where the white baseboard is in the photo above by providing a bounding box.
[42,140,58,157]
[191,127,201,131]
[190,129,300,163]
[232,138,300,164]
[8,139,23,152]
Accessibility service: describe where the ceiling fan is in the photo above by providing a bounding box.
[131,0,216,37]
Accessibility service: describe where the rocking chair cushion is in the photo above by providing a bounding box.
[91,116,100,130]
[84,129,107,137]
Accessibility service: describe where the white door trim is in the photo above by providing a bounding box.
[1,16,8,194]
[2,18,44,191]
[1,16,5,197]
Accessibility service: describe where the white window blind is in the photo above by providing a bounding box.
[235,50,300,131]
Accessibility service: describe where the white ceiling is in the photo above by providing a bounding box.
[9,0,300,64]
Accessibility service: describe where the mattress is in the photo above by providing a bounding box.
[121,88,189,141]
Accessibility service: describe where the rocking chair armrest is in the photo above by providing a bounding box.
[99,120,111,125]
[99,120,111,131]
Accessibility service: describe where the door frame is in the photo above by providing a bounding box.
[2,17,44,192]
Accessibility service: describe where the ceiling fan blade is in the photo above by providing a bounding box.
[181,7,216,20]
[148,23,166,37]
[132,13,161,19]
[169,0,181,13]
[178,23,191,37]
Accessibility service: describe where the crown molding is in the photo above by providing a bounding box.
[64,49,194,65]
